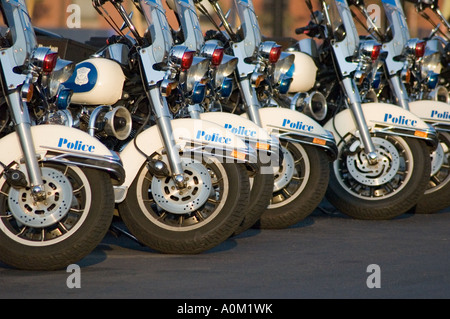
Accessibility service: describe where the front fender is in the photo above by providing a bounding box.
[243,107,337,160]
[324,102,438,150]
[199,112,280,156]
[408,100,450,133]
[118,118,256,191]
[0,125,125,183]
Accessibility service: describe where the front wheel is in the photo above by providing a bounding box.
[0,163,115,270]
[118,155,250,254]
[256,142,330,229]
[414,132,450,214]
[326,134,431,220]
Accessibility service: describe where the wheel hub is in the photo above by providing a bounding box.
[273,147,295,192]
[151,159,212,214]
[346,137,400,186]
[8,167,73,228]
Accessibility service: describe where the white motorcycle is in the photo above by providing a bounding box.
[290,0,438,220]
[195,0,338,229]
[0,0,125,270]
[63,0,259,254]
[349,0,450,214]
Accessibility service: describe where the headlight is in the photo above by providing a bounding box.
[420,51,442,79]
[214,54,238,88]
[273,52,295,85]
[186,56,209,92]
[49,59,75,97]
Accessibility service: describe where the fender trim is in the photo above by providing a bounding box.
[0,125,125,183]
[245,107,338,160]
[324,103,439,150]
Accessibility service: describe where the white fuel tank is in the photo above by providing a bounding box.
[288,51,318,93]
[63,58,125,105]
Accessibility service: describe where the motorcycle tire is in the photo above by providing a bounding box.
[118,155,250,254]
[0,163,114,270]
[231,164,274,236]
[255,141,330,229]
[326,133,431,220]
[413,132,450,214]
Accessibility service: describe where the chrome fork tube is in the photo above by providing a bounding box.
[388,75,410,111]
[148,87,185,187]
[187,104,202,119]
[7,91,46,200]
[238,79,262,127]
[341,77,378,164]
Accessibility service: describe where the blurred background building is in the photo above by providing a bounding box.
[24,0,450,46]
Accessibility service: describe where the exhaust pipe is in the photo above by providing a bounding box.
[290,91,328,121]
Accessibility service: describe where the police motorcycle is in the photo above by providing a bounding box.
[163,0,282,236]
[291,0,438,220]
[63,0,259,254]
[0,0,126,270]
[349,0,450,214]
[403,0,450,103]
[193,0,338,230]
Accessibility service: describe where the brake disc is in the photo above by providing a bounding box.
[346,137,400,186]
[8,167,73,228]
[151,158,212,214]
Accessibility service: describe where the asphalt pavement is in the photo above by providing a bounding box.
[1,200,450,300]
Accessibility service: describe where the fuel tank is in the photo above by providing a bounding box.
[63,57,125,105]
[287,51,318,93]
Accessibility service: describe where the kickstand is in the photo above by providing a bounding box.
[109,224,145,246]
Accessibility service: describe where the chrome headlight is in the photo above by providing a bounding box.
[420,51,442,79]
[186,56,209,92]
[214,54,238,88]
[273,52,295,85]
[49,59,75,97]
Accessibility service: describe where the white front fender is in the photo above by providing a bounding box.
[199,112,279,154]
[242,107,337,159]
[118,118,256,192]
[0,125,125,182]
[408,100,450,132]
[324,103,438,148]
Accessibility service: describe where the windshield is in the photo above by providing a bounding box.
[234,0,261,57]
[139,0,173,62]
[324,0,360,53]
[1,0,37,64]
[381,0,410,48]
